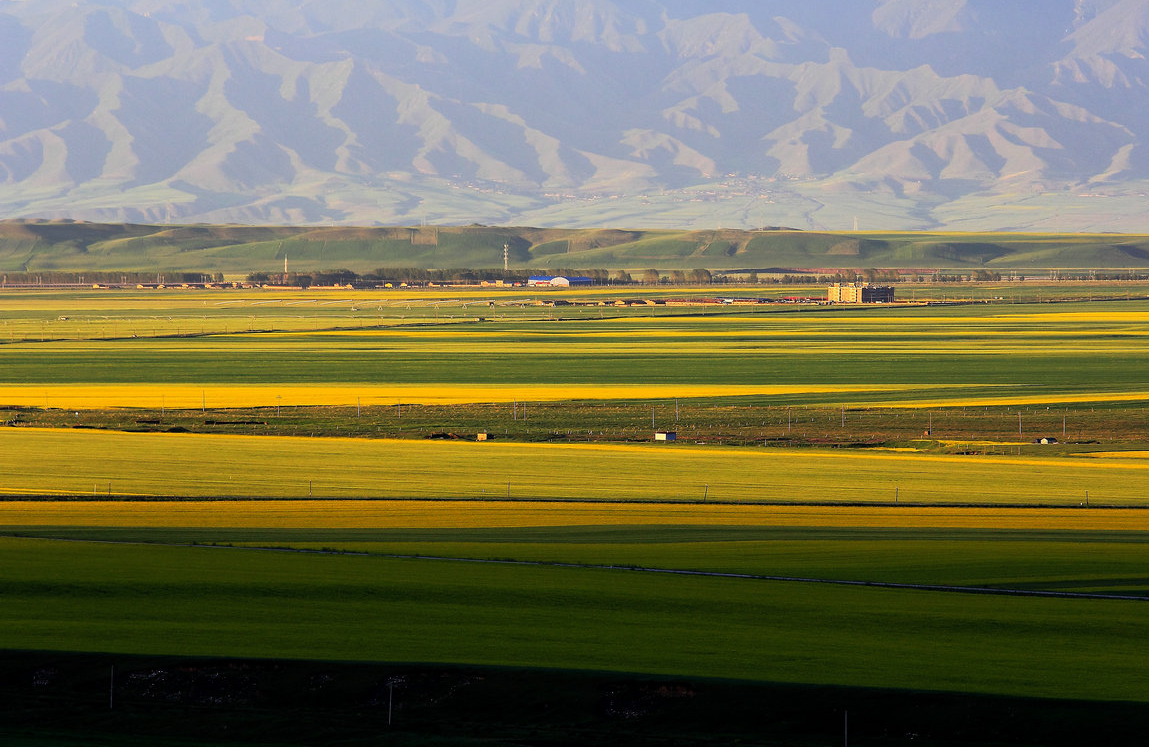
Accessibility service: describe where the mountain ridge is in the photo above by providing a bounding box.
[4,0,1149,230]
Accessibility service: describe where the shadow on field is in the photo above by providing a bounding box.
[0,652,1145,746]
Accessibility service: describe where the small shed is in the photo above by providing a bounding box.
[476,432,490,441]
[654,431,677,441]
[1034,436,1058,445]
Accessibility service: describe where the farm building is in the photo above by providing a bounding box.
[827,283,895,303]
[528,275,595,287]
[654,431,677,441]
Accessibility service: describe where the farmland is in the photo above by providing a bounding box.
[3,285,1149,745]
[3,428,1149,504]
[1,535,1148,700]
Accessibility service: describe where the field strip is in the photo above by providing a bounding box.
[869,391,1149,408]
[6,533,1147,602]
[1082,451,1149,458]
[1,500,1146,531]
[3,428,1149,505]
[0,382,969,408]
[369,553,1149,603]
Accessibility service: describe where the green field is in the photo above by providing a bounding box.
[9,521,1149,595]
[1,536,1147,703]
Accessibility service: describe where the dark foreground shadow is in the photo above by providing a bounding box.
[0,651,1144,746]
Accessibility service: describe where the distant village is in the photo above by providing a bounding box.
[3,268,1147,303]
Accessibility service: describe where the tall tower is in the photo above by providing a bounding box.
[503,243,509,273]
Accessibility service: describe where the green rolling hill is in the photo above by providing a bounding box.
[3,221,1149,275]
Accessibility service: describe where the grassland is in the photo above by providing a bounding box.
[6,220,1149,272]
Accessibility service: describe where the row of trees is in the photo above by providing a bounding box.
[778,270,1003,284]
[0,271,224,285]
[245,268,717,287]
[1052,271,1149,281]
[11,267,1144,289]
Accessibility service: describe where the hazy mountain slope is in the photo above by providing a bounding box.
[2,0,1149,230]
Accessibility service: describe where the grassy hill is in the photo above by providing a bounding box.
[3,220,1149,275]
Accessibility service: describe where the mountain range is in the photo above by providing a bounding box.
[3,0,1149,231]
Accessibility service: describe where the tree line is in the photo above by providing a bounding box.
[245,268,717,287]
[0,271,223,285]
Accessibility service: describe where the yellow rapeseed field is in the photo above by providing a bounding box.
[871,391,1149,408]
[1,500,1145,532]
[1,428,1148,506]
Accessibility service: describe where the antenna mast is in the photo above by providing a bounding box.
[503,243,509,273]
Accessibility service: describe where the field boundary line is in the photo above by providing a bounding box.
[6,534,1146,603]
[380,553,1149,602]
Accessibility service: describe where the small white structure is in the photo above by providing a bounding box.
[654,431,677,441]
[528,275,594,287]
